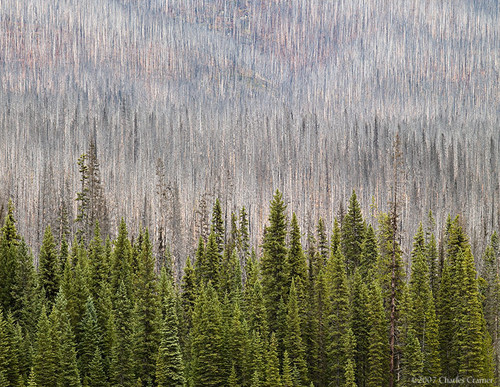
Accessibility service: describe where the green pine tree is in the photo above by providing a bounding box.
[0,311,11,387]
[211,198,225,254]
[284,279,309,386]
[287,213,308,293]
[239,207,250,268]
[0,199,20,312]
[326,245,351,386]
[111,219,133,298]
[200,231,222,290]
[282,351,293,387]
[88,348,107,387]
[39,225,60,305]
[261,190,288,334]
[359,224,378,277]
[341,190,365,275]
[401,329,423,386]
[79,297,101,380]
[351,270,370,387]
[33,306,59,387]
[264,333,281,387]
[191,283,226,386]
[156,282,185,387]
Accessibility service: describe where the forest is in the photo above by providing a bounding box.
[0,184,499,386]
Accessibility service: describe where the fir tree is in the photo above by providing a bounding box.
[88,348,107,387]
[88,222,105,298]
[200,231,221,290]
[327,246,351,386]
[284,279,308,386]
[261,190,288,333]
[211,198,225,254]
[226,302,249,386]
[366,281,389,387]
[341,190,365,275]
[316,217,329,273]
[239,207,250,267]
[33,306,59,387]
[351,270,370,387]
[110,281,135,387]
[51,292,81,387]
[111,219,133,298]
[156,282,185,387]
[427,233,440,298]
[359,224,378,277]
[0,312,10,386]
[39,225,60,305]
[282,351,294,387]
[401,329,424,386]
[343,328,357,387]
[264,333,281,387]
[0,199,19,312]
[133,229,161,384]
[79,297,101,380]
[191,283,226,386]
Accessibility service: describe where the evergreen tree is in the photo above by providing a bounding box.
[341,190,365,275]
[316,217,329,273]
[401,329,424,386]
[427,233,440,298]
[343,328,357,387]
[359,224,378,277]
[194,236,205,286]
[351,270,370,387]
[228,364,239,387]
[0,312,11,386]
[245,279,269,338]
[133,229,161,384]
[284,279,308,386]
[39,225,60,305]
[88,222,105,298]
[481,236,500,382]
[33,306,59,387]
[199,231,221,290]
[366,281,389,387]
[110,281,135,387]
[288,213,308,296]
[239,207,250,268]
[261,190,288,333]
[51,292,81,387]
[226,302,249,386]
[191,283,226,386]
[156,282,185,387]
[0,199,19,312]
[264,333,281,387]
[211,198,225,254]
[282,351,293,387]
[111,219,133,298]
[79,297,101,380]
[326,246,351,386]
[88,348,107,387]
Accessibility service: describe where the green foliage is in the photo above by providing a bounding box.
[264,333,281,387]
[156,282,185,387]
[199,231,221,290]
[261,190,289,333]
[88,348,107,387]
[33,306,59,387]
[211,198,225,254]
[287,213,308,293]
[39,225,60,305]
[360,225,378,277]
[191,283,226,386]
[0,199,19,312]
[79,297,101,380]
[0,311,11,386]
[351,270,370,387]
[401,329,424,386]
[341,190,365,275]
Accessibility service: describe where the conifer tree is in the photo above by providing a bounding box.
[228,212,240,255]
[316,217,329,272]
[343,328,357,387]
[0,199,19,312]
[0,312,10,386]
[331,217,341,254]
[199,231,221,290]
[264,333,281,387]
[481,236,500,381]
[226,301,249,386]
[341,190,365,275]
[11,239,41,338]
[133,229,161,384]
[156,282,185,387]
[360,225,378,277]
[401,329,424,386]
[239,207,250,268]
[94,280,114,378]
[33,306,59,387]
[282,351,293,387]
[5,314,22,386]
[366,281,389,387]
[288,213,308,293]
[351,270,370,387]
[228,364,239,387]
[245,278,269,338]
[88,222,105,298]
[326,246,351,386]
[211,198,225,254]
[79,297,101,380]
[194,236,205,286]
[110,281,135,387]
[221,249,243,299]
[284,279,309,386]
[427,233,440,298]
[247,330,266,385]
[51,292,81,387]
[191,283,227,386]
[261,190,288,333]
[39,225,60,305]
[88,348,107,387]
[111,219,133,298]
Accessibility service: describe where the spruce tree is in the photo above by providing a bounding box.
[261,190,288,333]
[0,312,10,386]
[264,333,281,387]
[33,306,59,387]
[110,281,135,387]
[111,219,133,298]
[88,348,107,387]
[360,224,378,277]
[0,199,19,312]
[343,328,357,387]
[282,351,294,387]
[156,283,185,387]
[284,279,308,386]
[88,222,105,298]
[226,302,249,386]
[341,190,365,275]
[200,231,221,290]
[351,270,370,387]
[79,297,101,380]
[51,292,81,387]
[191,283,226,386]
[316,217,329,273]
[194,236,205,286]
[133,229,161,384]
[39,225,60,306]
[211,198,225,254]
[239,207,250,268]
[287,213,308,293]
[401,329,424,386]
[366,281,389,387]
[326,246,351,386]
